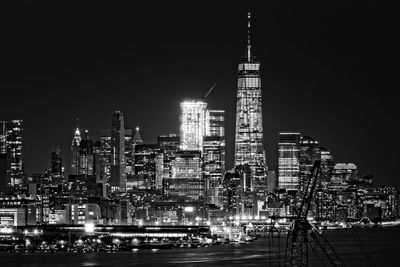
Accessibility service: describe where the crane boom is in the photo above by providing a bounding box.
[203,83,217,100]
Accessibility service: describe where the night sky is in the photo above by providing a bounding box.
[1,2,398,186]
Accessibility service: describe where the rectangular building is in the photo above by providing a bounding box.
[278,132,301,191]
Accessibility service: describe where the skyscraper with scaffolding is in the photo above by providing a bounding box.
[234,12,267,187]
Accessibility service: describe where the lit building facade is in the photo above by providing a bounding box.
[278,132,301,191]
[157,134,180,180]
[98,129,112,184]
[50,147,63,183]
[180,100,207,151]
[98,126,132,189]
[299,135,320,189]
[79,130,95,176]
[70,125,81,175]
[110,111,126,192]
[203,110,225,206]
[320,146,335,186]
[0,120,23,187]
[329,163,358,191]
[170,150,202,179]
[234,13,266,185]
[134,144,164,190]
[164,150,203,201]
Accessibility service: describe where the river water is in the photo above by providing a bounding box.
[2,226,399,266]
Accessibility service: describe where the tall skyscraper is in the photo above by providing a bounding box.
[50,147,63,183]
[0,153,8,193]
[203,110,225,205]
[278,132,301,191]
[124,128,133,176]
[157,134,180,180]
[110,110,126,192]
[299,135,320,189]
[0,121,6,154]
[133,126,143,145]
[180,100,207,151]
[134,144,163,190]
[99,129,112,184]
[98,126,132,188]
[0,120,23,186]
[71,122,81,175]
[329,163,358,191]
[320,146,335,184]
[234,12,266,185]
[79,130,94,175]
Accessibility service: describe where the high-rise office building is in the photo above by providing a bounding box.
[234,12,266,185]
[0,120,23,186]
[124,128,133,176]
[267,170,277,193]
[180,100,207,151]
[0,121,6,154]
[319,146,335,184]
[134,144,163,190]
[299,135,320,189]
[133,126,143,145]
[0,154,8,193]
[157,134,180,180]
[0,122,8,193]
[98,126,132,188]
[71,123,81,175]
[98,129,111,184]
[203,110,225,205]
[278,132,301,191]
[50,147,63,183]
[110,111,126,192]
[79,130,94,176]
[164,150,203,201]
[50,147,63,176]
[329,163,358,191]
[206,110,225,137]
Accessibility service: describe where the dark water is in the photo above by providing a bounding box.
[2,226,400,266]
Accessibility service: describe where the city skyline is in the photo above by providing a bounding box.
[0,2,398,187]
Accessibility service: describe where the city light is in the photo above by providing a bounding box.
[0,9,396,266]
[85,223,95,233]
[0,227,13,234]
[184,207,194,212]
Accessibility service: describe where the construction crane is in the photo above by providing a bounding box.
[202,82,217,100]
[283,160,345,267]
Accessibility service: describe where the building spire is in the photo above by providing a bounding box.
[74,118,80,136]
[72,118,81,146]
[247,12,252,61]
[133,126,143,144]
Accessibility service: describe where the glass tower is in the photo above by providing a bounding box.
[110,110,126,192]
[180,100,207,151]
[278,132,301,191]
[203,110,225,205]
[71,122,81,175]
[0,120,23,187]
[234,12,266,183]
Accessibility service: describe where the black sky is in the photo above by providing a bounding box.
[1,1,398,186]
